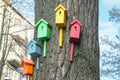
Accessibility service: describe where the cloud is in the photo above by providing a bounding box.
[102,0,120,6]
[99,21,117,35]
[99,21,118,42]
[100,44,111,50]
[101,76,115,80]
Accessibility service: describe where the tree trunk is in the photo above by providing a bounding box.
[0,0,11,79]
[34,0,99,80]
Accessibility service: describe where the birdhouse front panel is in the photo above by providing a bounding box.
[70,23,80,42]
[37,23,48,40]
[55,8,66,27]
[27,41,41,56]
[28,45,41,56]
[38,25,51,40]
[24,64,34,75]
[20,59,34,75]
[28,42,36,53]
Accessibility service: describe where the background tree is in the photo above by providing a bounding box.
[0,0,34,79]
[109,7,120,23]
[34,0,99,80]
[0,0,12,79]
[100,6,120,79]
[100,34,120,79]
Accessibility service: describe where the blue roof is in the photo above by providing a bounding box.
[27,39,40,47]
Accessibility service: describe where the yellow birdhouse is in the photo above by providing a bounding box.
[54,4,66,27]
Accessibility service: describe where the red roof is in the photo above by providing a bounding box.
[69,19,82,30]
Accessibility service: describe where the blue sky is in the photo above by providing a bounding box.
[99,0,120,40]
[12,0,34,24]
[99,0,120,80]
[99,0,120,51]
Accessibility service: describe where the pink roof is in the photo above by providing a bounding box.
[69,19,82,30]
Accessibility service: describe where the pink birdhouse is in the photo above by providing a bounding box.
[69,19,82,61]
[69,19,82,42]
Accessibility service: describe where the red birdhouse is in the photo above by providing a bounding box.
[69,19,82,42]
[69,19,82,61]
[20,59,34,75]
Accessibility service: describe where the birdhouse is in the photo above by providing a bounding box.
[27,39,41,57]
[69,20,82,42]
[20,59,34,75]
[54,4,67,27]
[35,19,51,41]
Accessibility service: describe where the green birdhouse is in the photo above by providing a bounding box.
[35,19,51,41]
[35,19,51,57]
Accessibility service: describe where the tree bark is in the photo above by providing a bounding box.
[0,0,10,79]
[34,0,99,80]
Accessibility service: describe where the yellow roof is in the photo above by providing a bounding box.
[54,4,66,12]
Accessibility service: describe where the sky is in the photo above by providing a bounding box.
[12,0,34,24]
[99,0,120,40]
[99,0,120,80]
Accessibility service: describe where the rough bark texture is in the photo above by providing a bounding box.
[34,0,99,80]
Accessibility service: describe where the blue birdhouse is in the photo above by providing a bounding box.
[27,39,41,57]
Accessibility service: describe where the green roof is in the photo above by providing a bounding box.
[35,19,51,28]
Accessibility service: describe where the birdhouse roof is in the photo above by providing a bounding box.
[27,39,41,47]
[35,19,51,28]
[20,59,34,67]
[54,4,66,12]
[69,19,82,30]
[20,59,24,67]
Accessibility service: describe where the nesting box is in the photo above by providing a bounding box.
[54,4,66,27]
[20,59,34,75]
[35,19,51,41]
[27,39,41,57]
[69,20,82,42]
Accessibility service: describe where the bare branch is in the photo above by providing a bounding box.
[4,40,12,61]
[10,47,23,60]
[0,1,7,48]
[109,7,120,23]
